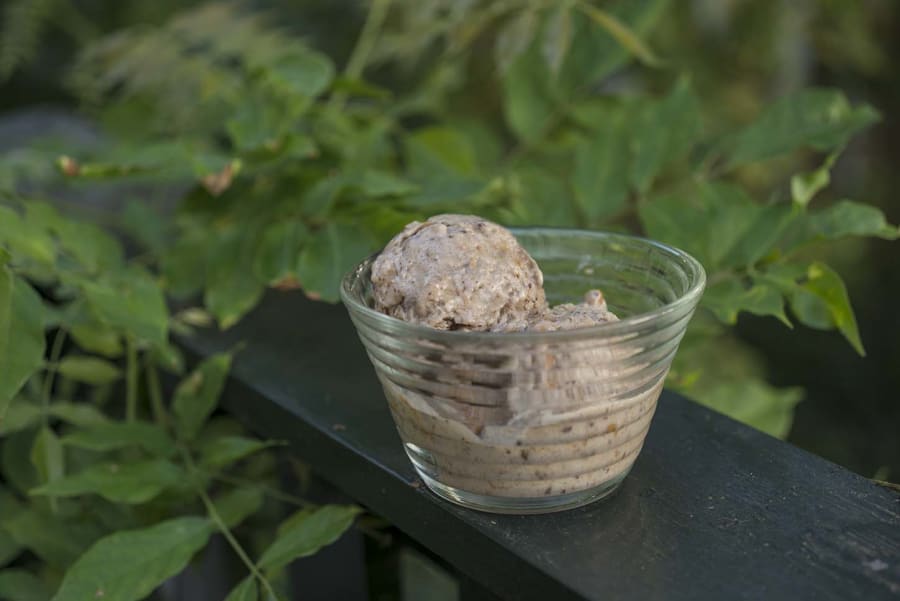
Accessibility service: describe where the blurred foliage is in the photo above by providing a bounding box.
[0,0,898,596]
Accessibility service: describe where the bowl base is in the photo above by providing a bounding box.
[413,467,629,515]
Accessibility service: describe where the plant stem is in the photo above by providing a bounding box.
[181,448,282,601]
[329,0,392,110]
[41,329,67,425]
[145,358,167,428]
[125,336,138,422]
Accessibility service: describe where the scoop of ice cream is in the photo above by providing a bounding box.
[371,214,547,331]
[523,289,619,332]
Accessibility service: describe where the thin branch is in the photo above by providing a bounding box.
[125,336,138,422]
[41,328,67,425]
[329,0,392,111]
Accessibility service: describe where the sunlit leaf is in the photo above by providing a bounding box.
[790,150,838,207]
[0,205,55,266]
[52,517,213,601]
[787,200,899,249]
[726,89,879,167]
[69,322,123,358]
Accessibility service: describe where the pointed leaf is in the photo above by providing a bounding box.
[200,436,281,470]
[702,280,790,326]
[789,200,900,248]
[0,206,56,266]
[31,459,184,504]
[47,402,110,427]
[252,220,308,284]
[205,230,265,329]
[798,262,865,355]
[62,422,173,457]
[56,356,122,386]
[51,517,213,601]
[0,272,45,417]
[790,150,838,207]
[726,89,879,167]
[173,353,232,440]
[225,576,258,601]
[2,508,102,567]
[257,505,361,572]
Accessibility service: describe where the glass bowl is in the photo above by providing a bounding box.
[341,228,705,514]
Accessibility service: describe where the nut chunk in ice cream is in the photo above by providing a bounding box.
[524,289,619,332]
[370,214,547,331]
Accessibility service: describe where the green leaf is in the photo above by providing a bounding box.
[762,262,865,355]
[358,170,420,198]
[47,402,110,427]
[799,262,865,355]
[52,517,213,601]
[0,402,41,436]
[501,42,557,144]
[296,223,376,303]
[542,3,574,76]
[224,576,257,601]
[572,105,632,224]
[0,569,53,601]
[257,505,361,572]
[495,9,539,75]
[0,271,46,417]
[252,220,308,284]
[63,421,173,457]
[2,507,101,567]
[173,352,232,440]
[260,49,334,100]
[576,2,661,67]
[213,487,264,529]
[81,266,168,347]
[30,426,64,489]
[693,380,803,438]
[505,167,579,227]
[52,220,124,275]
[406,127,478,179]
[790,150,838,207]
[790,200,900,247]
[121,200,168,255]
[150,341,186,375]
[726,89,879,167]
[199,436,281,470]
[0,205,55,266]
[56,356,122,386]
[0,530,22,567]
[1,429,39,493]
[31,459,184,504]
[639,182,796,270]
[205,229,265,329]
[631,77,701,193]
[69,322,123,358]
[702,280,790,326]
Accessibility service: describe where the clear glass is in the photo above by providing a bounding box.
[341,229,706,514]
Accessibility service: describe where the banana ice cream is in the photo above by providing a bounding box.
[369,215,655,503]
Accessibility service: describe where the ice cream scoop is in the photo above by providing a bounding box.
[370,214,547,332]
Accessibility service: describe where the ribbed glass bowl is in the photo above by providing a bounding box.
[341,229,705,514]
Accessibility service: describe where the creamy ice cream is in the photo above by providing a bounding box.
[371,214,547,331]
[368,215,657,504]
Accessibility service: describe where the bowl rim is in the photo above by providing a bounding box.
[340,227,707,342]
